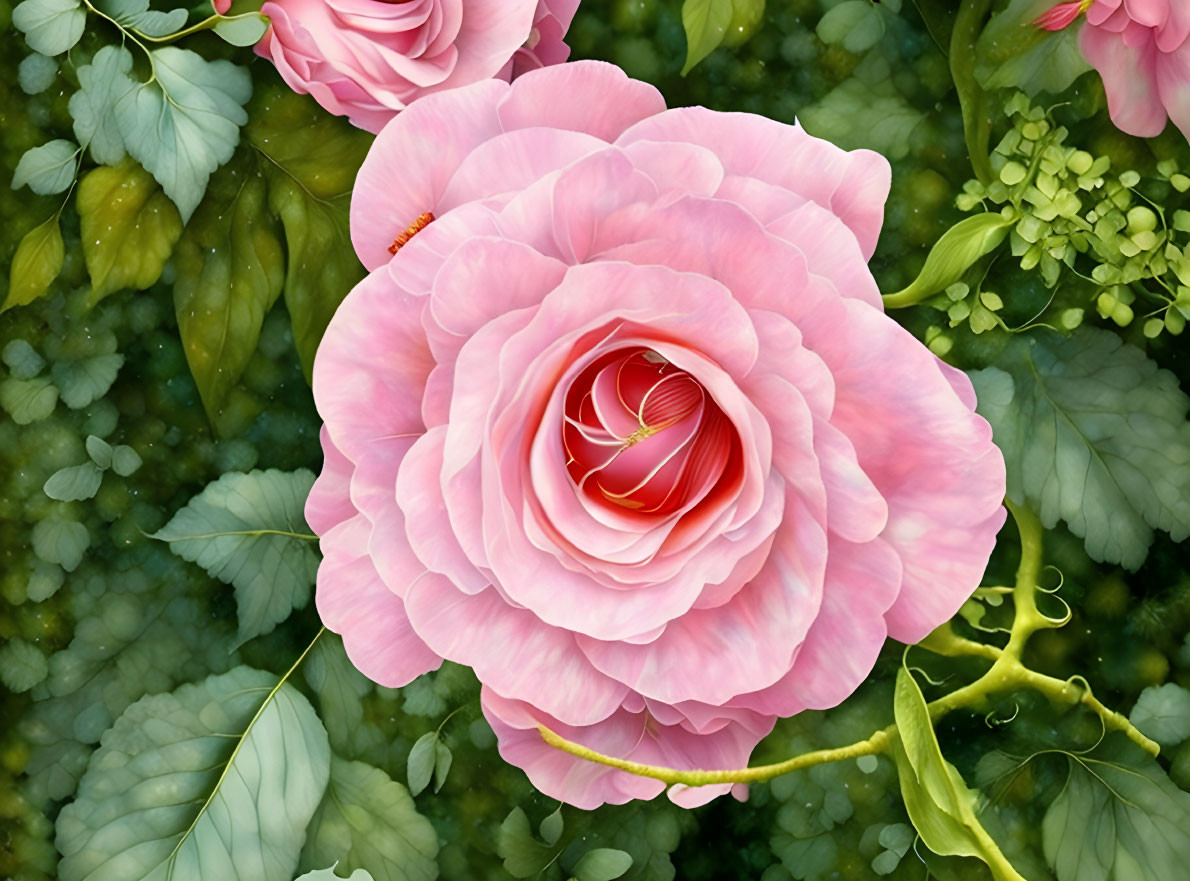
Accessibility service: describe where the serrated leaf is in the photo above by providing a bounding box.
[85,435,113,469]
[115,47,251,221]
[51,354,124,409]
[886,213,1013,304]
[31,518,89,571]
[19,52,57,95]
[302,634,372,755]
[13,0,85,56]
[111,445,142,476]
[406,732,437,797]
[975,0,1091,96]
[970,328,1190,569]
[1129,683,1190,749]
[69,46,136,165]
[498,808,556,879]
[151,468,319,643]
[214,13,269,46]
[0,638,49,693]
[5,216,64,312]
[44,463,103,501]
[573,848,633,881]
[0,375,58,423]
[1042,738,1190,881]
[78,160,183,304]
[891,668,1026,881]
[299,758,438,881]
[681,0,733,74]
[12,139,77,195]
[123,8,188,37]
[55,666,330,881]
[174,155,284,422]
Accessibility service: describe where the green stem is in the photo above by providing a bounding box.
[951,0,994,185]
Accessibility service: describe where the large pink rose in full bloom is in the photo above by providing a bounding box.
[307,61,1007,808]
[1078,0,1190,138]
[247,0,580,133]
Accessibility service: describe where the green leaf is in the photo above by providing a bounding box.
[816,0,886,54]
[498,808,557,879]
[115,47,252,221]
[19,52,58,95]
[970,328,1190,569]
[1129,684,1190,749]
[51,354,125,409]
[248,89,370,382]
[681,0,733,75]
[1042,738,1190,881]
[77,160,183,304]
[214,13,269,46]
[573,849,634,881]
[5,216,64,312]
[299,757,438,881]
[174,155,285,421]
[0,638,50,693]
[433,738,452,794]
[891,668,1026,881]
[111,445,142,476]
[406,731,437,798]
[26,561,64,602]
[95,0,188,38]
[0,375,58,424]
[12,139,77,195]
[885,213,1013,305]
[31,518,89,571]
[975,0,1091,95]
[85,435,113,469]
[296,868,375,881]
[44,463,103,502]
[540,808,564,847]
[799,74,926,161]
[2,339,46,378]
[55,666,330,881]
[12,0,85,56]
[302,634,372,755]
[151,468,319,643]
[69,46,136,165]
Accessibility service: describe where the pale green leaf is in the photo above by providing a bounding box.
[173,155,284,421]
[885,213,1013,304]
[19,52,57,95]
[406,731,437,797]
[51,354,125,409]
[2,339,46,378]
[816,0,885,54]
[539,809,564,847]
[44,463,103,501]
[574,849,633,881]
[31,518,89,571]
[214,13,269,46]
[12,0,85,56]
[970,328,1190,569]
[12,139,77,195]
[85,435,113,469]
[302,634,372,755]
[55,666,330,881]
[115,47,252,221]
[799,75,925,161]
[111,444,142,476]
[0,375,58,423]
[26,561,64,602]
[151,468,319,643]
[1129,684,1190,749]
[299,757,438,881]
[976,0,1092,95]
[0,638,50,693]
[1042,739,1190,881]
[681,0,733,74]
[498,808,556,879]
[69,46,136,165]
[296,868,375,881]
[123,8,187,37]
[78,160,183,304]
[5,216,65,312]
[433,739,452,793]
[892,668,1026,881]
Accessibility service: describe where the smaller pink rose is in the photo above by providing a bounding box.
[250,0,581,133]
[1077,0,1190,139]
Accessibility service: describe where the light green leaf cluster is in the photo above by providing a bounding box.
[299,757,438,881]
[56,666,330,881]
[42,434,140,502]
[12,0,85,56]
[970,328,1190,569]
[151,468,319,643]
[1042,739,1190,881]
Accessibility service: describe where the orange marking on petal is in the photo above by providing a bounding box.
[387,212,435,255]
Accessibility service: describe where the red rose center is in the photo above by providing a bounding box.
[562,349,740,517]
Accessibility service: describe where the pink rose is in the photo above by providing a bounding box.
[252,0,580,133]
[1078,0,1190,138]
[308,61,1007,808]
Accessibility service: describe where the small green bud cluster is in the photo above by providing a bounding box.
[956,93,1190,339]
